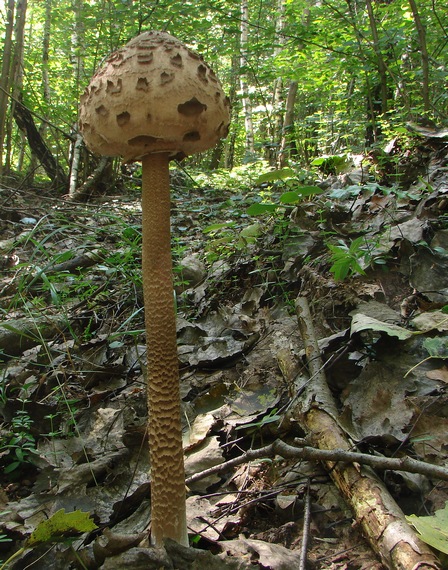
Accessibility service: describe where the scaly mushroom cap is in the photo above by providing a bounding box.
[79,31,230,162]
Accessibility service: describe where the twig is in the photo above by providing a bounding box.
[185,438,448,486]
[299,480,311,570]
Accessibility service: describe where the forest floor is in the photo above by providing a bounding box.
[0,137,447,570]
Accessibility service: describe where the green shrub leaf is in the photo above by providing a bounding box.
[26,509,97,547]
[407,503,448,555]
[255,168,295,184]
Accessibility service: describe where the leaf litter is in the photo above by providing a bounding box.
[0,140,447,568]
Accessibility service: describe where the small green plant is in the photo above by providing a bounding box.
[0,512,12,547]
[190,161,270,193]
[247,186,324,216]
[0,376,37,472]
[0,408,36,473]
[235,408,281,433]
[405,334,448,378]
[311,154,349,176]
[327,235,388,280]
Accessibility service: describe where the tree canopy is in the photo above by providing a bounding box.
[0,0,447,188]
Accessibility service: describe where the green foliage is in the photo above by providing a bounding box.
[247,186,324,216]
[0,379,37,473]
[327,236,387,281]
[255,168,296,184]
[328,237,367,281]
[3,0,447,176]
[247,165,323,216]
[311,155,349,175]
[191,162,270,192]
[0,509,97,570]
[27,509,97,547]
[407,503,448,556]
[422,336,448,359]
[235,408,281,432]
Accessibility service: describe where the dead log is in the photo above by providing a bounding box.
[13,99,67,188]
[292,295,442,570]
[70,156,112,201]
[0,314,68,356]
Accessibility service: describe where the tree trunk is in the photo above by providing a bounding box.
[240,0,255,160]
[269,0,286,166]
[6,0,27,175]
[365,0,389,114]
[41,0,52,111]
[224,54,239,170]
[278,80,298,167]
[0,0,15,176]
[68,129,84,197]
[13,98,67,188]
[408,0,430,112]
[71,0,86,93]
[28,0,52,179]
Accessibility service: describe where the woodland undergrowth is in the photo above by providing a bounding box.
[0,137,447,569]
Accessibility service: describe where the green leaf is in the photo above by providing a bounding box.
[279,186,323,203]
[407,503,448,554]
[330,257,353,281]
[255,168,295,184]
[203,221,235,233]
[279,191,301,203]
[239,223,261,240]
[26,509,97,547]
[4,461,21,474]
[122,225,141,240]
[294,186,325,197]
[422,337,448,358]
[247,203,279,216]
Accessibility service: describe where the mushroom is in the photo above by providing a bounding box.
[79,31,230,547]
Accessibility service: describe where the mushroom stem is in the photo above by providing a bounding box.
[141,152,188,547]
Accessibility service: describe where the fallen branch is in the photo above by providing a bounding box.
[0,314,69,356]
[299,481,311,570]
[185,438,448,486]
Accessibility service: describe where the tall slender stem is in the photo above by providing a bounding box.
[141,153,188,547]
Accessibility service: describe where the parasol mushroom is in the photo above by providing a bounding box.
[79,30,230,547]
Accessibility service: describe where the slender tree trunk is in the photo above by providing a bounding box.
[224,54,239,169]
[13,99,67,187]
[269,0,286,166]
[408,0,430,112]
[28,0,51,179]
[240,0,255,160]
[0,0,15,176]
[6,0,27,176]
[71,0,86,92]
[278,80,298,167]
[365,0,389,114]
[345,0,384,145]
[67,0,86,189]
[68,130,84,196]
[40,0,52,132]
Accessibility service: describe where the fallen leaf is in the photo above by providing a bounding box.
[426,366,448,383]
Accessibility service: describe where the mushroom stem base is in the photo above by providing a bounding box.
[141,152,188,547]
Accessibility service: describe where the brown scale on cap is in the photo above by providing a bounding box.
[79,30,230,163]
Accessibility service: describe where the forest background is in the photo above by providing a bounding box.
[0,1,448,568]
[0,0,446,188]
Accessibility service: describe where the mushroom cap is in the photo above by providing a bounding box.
[79,31,231,162]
